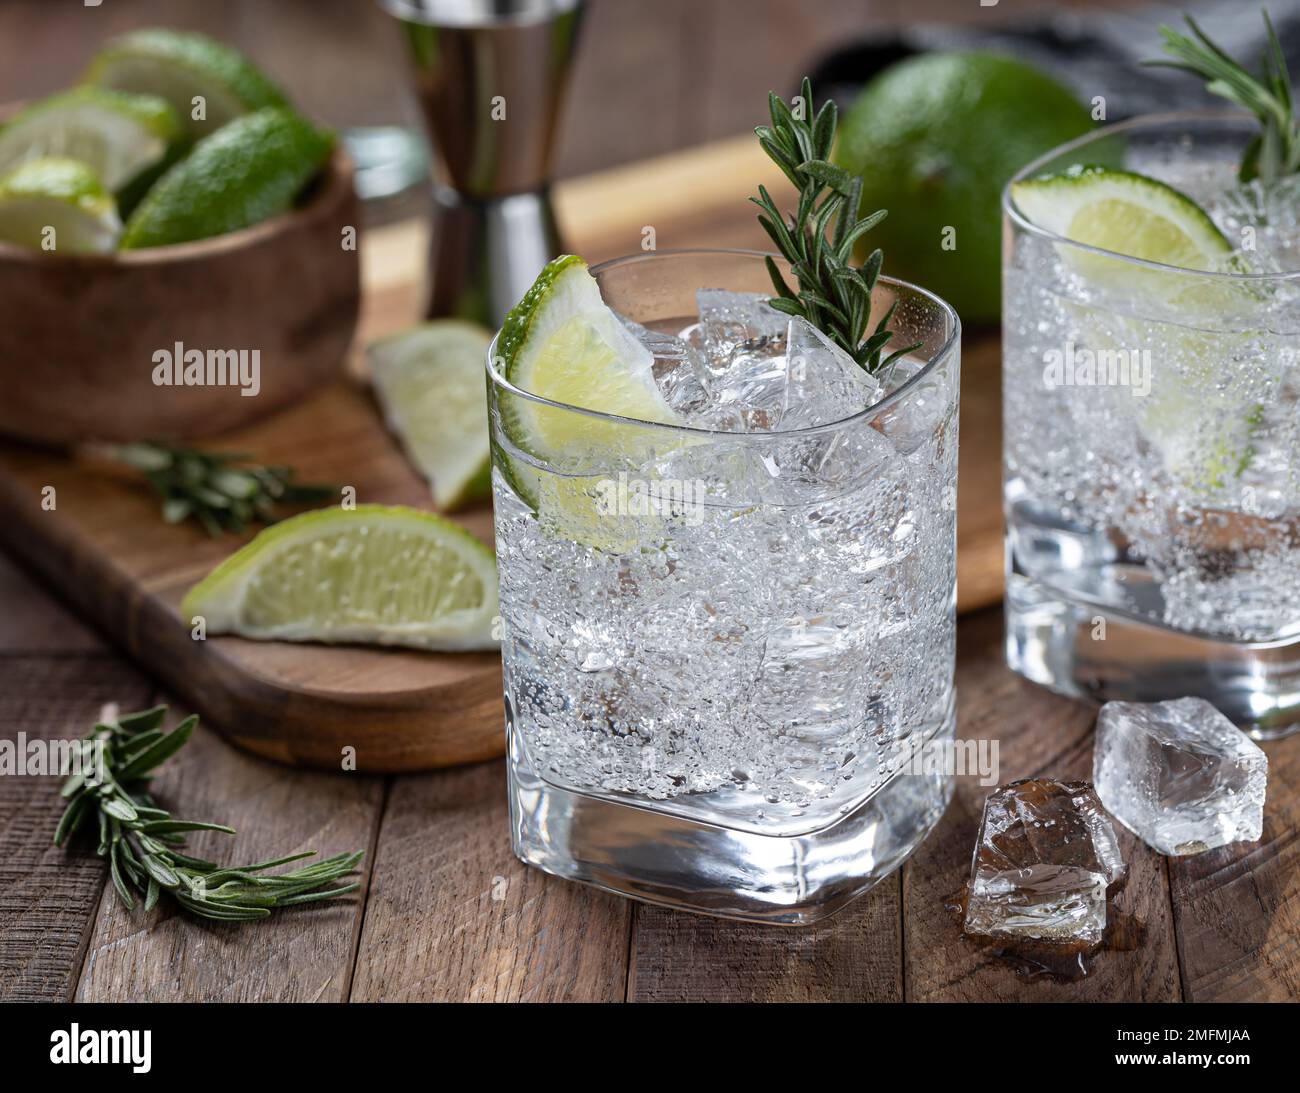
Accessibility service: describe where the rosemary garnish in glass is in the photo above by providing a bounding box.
[1149,10,1299,185]
[55,704,364,922]
[751,76,919,374]
[84,441,336,536]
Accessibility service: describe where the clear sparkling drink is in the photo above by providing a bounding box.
[1004,115,1300,738]
[490,250,960,921]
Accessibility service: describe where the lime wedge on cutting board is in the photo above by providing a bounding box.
[368,321,493,512]
[0,157,120,253]
[84,27,288,140]
[0,87,179,192]
[181,505,498,651]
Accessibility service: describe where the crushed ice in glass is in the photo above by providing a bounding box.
[964,778,1127,952]
[622,290,889,433]
[1093,697,1267,856]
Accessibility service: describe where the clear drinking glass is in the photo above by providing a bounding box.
[489,249,961,922]
[1004,113,1300,740]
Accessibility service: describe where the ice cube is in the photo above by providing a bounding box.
[704,338,789,432]
[964,779,1126,951]
[619,317,713,418]
[695,289,787,370]
[873,356,954,457]
[781,317,882,430]
[1093,697,1267,856]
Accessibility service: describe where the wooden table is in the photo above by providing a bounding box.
[3,543,1297,1002]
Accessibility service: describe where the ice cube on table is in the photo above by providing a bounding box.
[781,317,883,430]
[1093,697,1267,856]
[964,778,1127,951]
[695,289,787,371]
[621,317,713,418]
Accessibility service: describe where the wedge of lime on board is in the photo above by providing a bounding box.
[181,505,499,651]
[368,321,493,512]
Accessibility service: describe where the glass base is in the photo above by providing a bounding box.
[507,712,956,925]
[1006,571,1300,740]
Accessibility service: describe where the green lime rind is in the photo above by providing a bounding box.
[834,50,1094,322]
[180,504,499,652]
[0,157,120,253]
[1010,164,1232,268]
[0,87,180,192]
[367,320,495,512]
[84,27,289,139]
[120,107,332,249]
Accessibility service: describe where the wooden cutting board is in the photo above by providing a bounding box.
[0,135,1003,772]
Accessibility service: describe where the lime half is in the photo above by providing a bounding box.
[181,505,498,651]
[121,107,332,249]
[0,157,120,253]
[368,321,493,511]
[84,27,288,140]
[0,87,179,192]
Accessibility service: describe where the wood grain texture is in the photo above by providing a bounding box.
[349,760,632,1001]
[1168,732,1300,1002]
[76,709,383,1002]
[903,608,1182,1002]
[628,879,902,1002]
[0,657,152,1001]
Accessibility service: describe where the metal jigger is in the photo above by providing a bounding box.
[384,0,585,326]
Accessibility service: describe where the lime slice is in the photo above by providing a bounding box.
[181,505,498,651]
[0,87,179,192]
[0,157,120,253]
[120,107,332,249]
[1010,164,1232,271]
[494,255,683,548]
[497,254,678,451]
[368,321,493,511]
[1012,165,1263,493]
[84,27,288,140]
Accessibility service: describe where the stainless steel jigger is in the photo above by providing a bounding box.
[383,0,585,326]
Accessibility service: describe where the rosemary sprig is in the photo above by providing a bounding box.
[54,704,364,922]
[89,441,336,536]
[751,76,919,373]
[1147,10,1300,185]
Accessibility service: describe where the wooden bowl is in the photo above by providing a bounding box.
[0,146,361,445]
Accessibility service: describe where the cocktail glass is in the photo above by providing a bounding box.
[1004,113,1300,739]
[489,248,960,922]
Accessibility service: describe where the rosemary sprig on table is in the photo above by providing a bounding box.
[1148,10,1299,185]
[86,441,336,536]
[55,704,363,922]
[751,76,919,374]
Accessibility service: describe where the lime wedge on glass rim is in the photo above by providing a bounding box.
[181,505,498,651]
[0,157,120,253]
[492,254,684,547]
[1011,164,1261,489]
[368,321,494,511]
[0,87,179,192]
[84,27,288,140]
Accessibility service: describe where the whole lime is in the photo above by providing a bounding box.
[834,51,1093,322]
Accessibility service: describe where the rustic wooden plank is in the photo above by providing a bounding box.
[0,551,103,655]
[902,607,1183,1001]
[349,760,632,1001]
[1168,733,1300,1002]
[75,709,383,1002]
[0,657,152,1001]
[628,879,902,1002]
